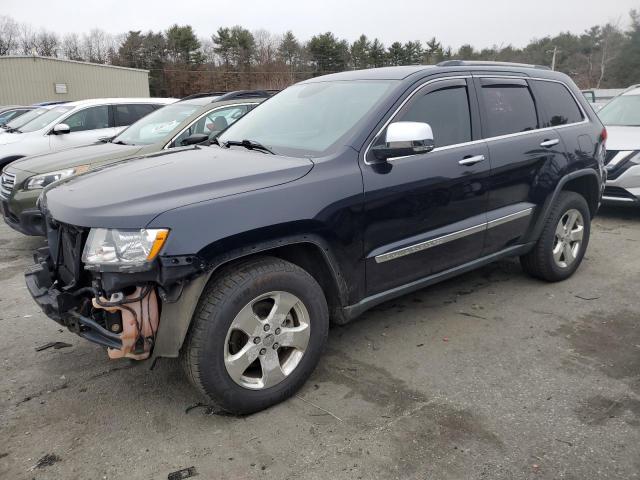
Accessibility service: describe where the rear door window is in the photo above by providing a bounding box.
[479,80,538,137]
[114,104,157,127]
[532,80,584,127]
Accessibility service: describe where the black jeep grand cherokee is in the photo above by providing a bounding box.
[26,61,606,414]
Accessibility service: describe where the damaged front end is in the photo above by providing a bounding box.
[25,218,205,361]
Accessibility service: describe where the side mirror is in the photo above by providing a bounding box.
[181,133,209,146]
[370,121,435,162]
[52,123,70,135]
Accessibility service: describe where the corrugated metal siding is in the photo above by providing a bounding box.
[0,56,149,104]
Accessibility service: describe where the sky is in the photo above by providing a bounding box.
[3,0,639,49]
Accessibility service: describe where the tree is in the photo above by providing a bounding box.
[387,42,405,66]
[166,24,201,64]
[35,30,59,57]
[61,33,83,60]
[278,30,300,67]
[350,34,371,69]
[82,29,115,63]
[610,10,640,85]
[369,38,386,67]
[212,26,255,70]
[307,32,348,73]
[0,15,19,55]
[404,41,423,64]
[425,37,443,64]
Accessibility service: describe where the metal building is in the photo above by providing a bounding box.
[0,56,149,105]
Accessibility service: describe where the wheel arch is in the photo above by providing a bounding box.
[0,155,26,171]
[526,168,601,244]
[151,233,350,363]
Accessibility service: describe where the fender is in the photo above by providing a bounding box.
[524,168,601,244]
[0,155,25,171]
[150,233,349,362]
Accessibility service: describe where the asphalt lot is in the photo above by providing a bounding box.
[1,206,639,480]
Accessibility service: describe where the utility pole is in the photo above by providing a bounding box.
[546,46,560,71]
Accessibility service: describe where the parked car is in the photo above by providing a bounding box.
[25,61,605,414]
[0,104,56,135]
[0,91,271,236]
[0,105,34,126]
[597,84,640,205]
[581,88,625,111]
[0,98,176,170]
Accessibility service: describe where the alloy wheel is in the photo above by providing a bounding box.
[223,291,310,389]
[552,208,584,268]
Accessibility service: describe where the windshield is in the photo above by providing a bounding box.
[5,107,47,129]
[113,103,201,146]
[598,94,640,126]
[17,106,74,133]
[218,80,397,156]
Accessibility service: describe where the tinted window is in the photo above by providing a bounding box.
[481,84,538,137]
[64,106,110,132]
[394,85,472,148]
[173,105,251,147]
[115,104,156,127]
[533,80,583,126]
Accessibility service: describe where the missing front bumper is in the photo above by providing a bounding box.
[25,259,162,359]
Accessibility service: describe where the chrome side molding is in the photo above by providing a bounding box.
[374,207,533,264]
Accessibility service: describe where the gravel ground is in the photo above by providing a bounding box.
[0,206,639,480]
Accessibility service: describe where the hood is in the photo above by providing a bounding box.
[0,131,31,146]
[605,126,640,151]
[43,146,314,228]
[9,142,143,174]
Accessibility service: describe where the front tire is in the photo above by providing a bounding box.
[181,256,329,414]
[520,191,591,282]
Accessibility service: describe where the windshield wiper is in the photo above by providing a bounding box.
[5,127,21,133]
[224,139,275,155]
[112,140,129,145]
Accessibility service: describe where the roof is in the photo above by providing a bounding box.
[0,55,149,73]
[303,66,434,82]
[302,61,564,83]
[57,97,177,107]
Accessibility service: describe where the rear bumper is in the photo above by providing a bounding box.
[2,203,45,236]
[25,257,123,350]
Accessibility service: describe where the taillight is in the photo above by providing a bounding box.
[600,127,607,144]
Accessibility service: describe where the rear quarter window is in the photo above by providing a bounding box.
[532,80,584,127]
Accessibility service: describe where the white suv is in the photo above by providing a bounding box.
[0,98,176,170]
[598,85,640,205]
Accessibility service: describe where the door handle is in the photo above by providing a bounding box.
[459,154,485,166]
[540,138,560,148]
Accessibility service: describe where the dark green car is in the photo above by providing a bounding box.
[0,91,270,235]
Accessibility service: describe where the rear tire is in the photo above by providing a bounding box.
[181,256,329,414]
[520,191,591,282]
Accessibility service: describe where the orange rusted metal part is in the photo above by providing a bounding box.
[92,287,160,360]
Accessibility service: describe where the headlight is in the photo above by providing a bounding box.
[26,165,89,190]
[82,228,169,272]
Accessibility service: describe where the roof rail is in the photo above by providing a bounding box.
[180,91,228,101]
[437,60,551,71]
[215,90,279,101]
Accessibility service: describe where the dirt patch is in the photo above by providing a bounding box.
[575,395,640,427]
[553,310,640,392]
[314,349,428,414]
